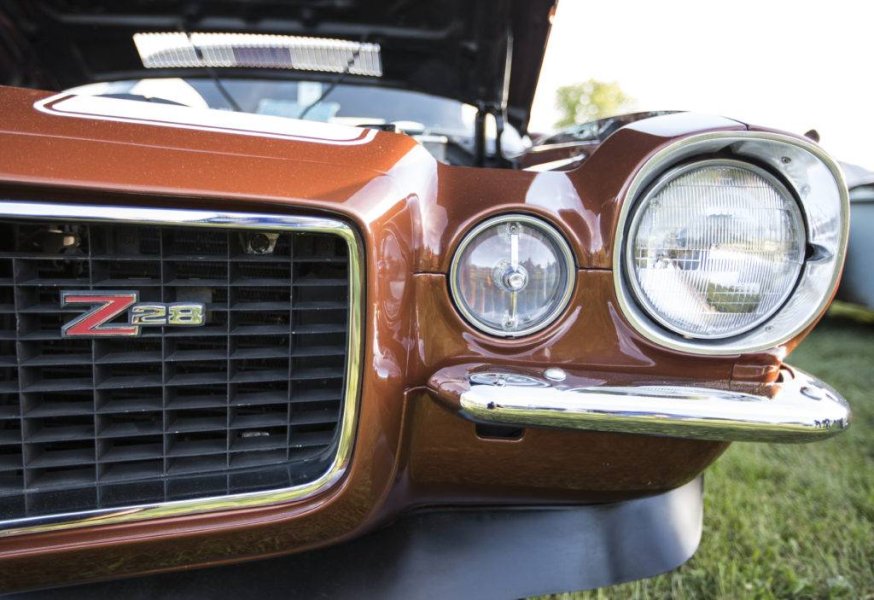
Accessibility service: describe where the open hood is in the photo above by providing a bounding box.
[0,0,556,133]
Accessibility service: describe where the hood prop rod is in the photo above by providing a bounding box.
[474,103,509,168]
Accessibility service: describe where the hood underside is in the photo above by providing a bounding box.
[0,0,556,133]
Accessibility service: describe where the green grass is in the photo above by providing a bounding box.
[557,311,874,599]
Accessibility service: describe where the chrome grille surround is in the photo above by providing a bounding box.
[0,202,363,537]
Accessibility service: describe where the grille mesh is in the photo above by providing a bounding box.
[0,219,350,521]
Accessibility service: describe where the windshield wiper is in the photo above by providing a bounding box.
[177,26,242,112]
[297,42,364,120]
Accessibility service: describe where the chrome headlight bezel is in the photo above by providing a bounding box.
[614,131,849,355]
[449,214,576,338]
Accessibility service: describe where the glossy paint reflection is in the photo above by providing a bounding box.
[0,87,834,591]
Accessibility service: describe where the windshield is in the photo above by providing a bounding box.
[72,77,474,137]
[69,77,528,162]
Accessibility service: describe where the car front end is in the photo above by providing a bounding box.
[0,1,852,597]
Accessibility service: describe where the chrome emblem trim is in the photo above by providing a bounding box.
[60,291,207,337]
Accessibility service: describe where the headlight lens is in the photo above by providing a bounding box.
[626,159,806,339]
[450,215,575,337]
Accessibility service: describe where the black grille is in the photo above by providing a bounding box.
[0,218,351,521]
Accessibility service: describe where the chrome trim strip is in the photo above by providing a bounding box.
[523,155,586,172]
[0,201,364,537]
[612,131,850,355]
[448,214,576,338]
[460,368,850,443]
[35,93,378,146]
[527,141,593,153]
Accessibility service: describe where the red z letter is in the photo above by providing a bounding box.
[61,291,140,337]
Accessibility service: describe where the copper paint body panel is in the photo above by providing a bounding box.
[0,86,812,591]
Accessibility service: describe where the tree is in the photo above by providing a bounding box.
[554,79,634,128]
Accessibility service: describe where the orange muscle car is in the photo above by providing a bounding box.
[0,1,850,597]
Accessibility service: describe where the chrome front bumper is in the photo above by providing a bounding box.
[428,366,850,443]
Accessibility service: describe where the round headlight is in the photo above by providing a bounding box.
[450,215,575,337]
[626,159,806,339]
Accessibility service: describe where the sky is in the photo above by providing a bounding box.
[529,0,874,170]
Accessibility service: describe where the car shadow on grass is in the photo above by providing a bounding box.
[545,309,874,599]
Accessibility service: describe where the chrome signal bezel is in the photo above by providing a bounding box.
[449,214,576,338]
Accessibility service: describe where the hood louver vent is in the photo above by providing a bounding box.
[133,32,383,77]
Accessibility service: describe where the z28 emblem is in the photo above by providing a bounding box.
[61,291,205,337]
